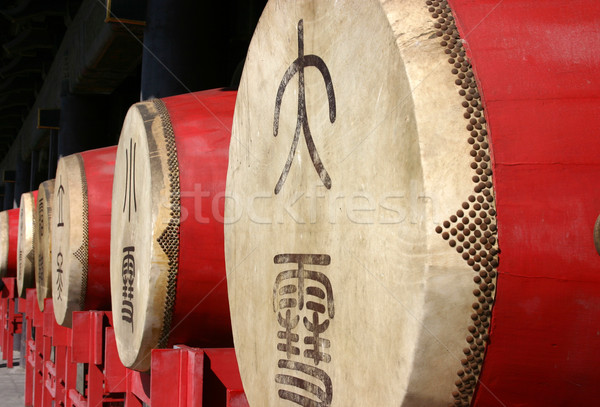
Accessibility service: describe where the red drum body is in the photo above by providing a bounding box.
[111,89,235,370]
[84,147,117,310]
[0,208,19,278]
[163,91,234,348]
[225,1,600,406]
[52,146,117,326]
[449,1,600,405]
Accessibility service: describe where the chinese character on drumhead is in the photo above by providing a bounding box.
[273,19,336,195]
[273,252,334,406]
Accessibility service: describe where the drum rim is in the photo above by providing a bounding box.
[0,211,9,278]
[35,179,54,311]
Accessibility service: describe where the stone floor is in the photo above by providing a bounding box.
[0,350,26,406]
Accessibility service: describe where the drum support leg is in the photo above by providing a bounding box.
[150,346,248,407]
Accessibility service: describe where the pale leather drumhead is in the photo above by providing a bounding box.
[35,179,55,311]
[52,154,87,327]
[225,0,496,405]
[17,192,36,298]
[0,211,9,277]
[110,100,167,371]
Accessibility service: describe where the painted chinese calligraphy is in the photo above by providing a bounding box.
[273,253,334,406]
[121,246,135,331]
[55,252,63,300]
[57,177,65,227]
[56,178,65,301]
[123,138,137,222]
[273,19,336,195]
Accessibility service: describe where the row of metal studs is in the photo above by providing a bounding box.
[153,98,182,350]
[426,1,500,405]
[74,153,89,310]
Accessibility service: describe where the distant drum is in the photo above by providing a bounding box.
[225,1,600,406]
[17,191,37,298]
[52,146,116,327]
[35,180,55,311]
[0,208,19,278]
[110,89,235,371]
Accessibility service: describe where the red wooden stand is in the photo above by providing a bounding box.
[42,298,77,407]
[0,277,21,368]
[22,289,36,407]
[22,288,45,407]
[124,370,151,407]
[68,311,127,407]
[18,291,247,406]
[149,346,248,407]
[203,349,248,407]
[39,299,53,407]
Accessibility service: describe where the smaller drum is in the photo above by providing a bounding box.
[52,146,116,327]
[0,208,19,278]
[110,89,235,371]
[35,180,55,311]
[17,191,38,298]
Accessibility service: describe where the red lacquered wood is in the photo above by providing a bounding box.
[6,208,18,277]
[449,1,600,405]
[161,89,234,348]
[81,146,117,311]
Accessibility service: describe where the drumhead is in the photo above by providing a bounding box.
[17,191,37,298]
[35,180,55,311]
[225,0,497,405]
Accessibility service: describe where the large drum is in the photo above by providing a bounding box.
[110,89,235,371]
[225,1,600,406]
[52,146,116,327]
[0,208,19,278]
[35,180,55,311]
[17,191,38,298]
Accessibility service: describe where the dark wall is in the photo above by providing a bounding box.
[141,0,267,99]
[2,0,267,208]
